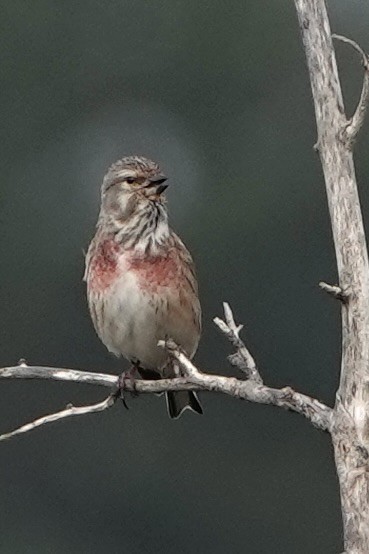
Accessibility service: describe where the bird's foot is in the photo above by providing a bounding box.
[116,365,140,409]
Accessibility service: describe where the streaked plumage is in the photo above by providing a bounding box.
[84,156,202,418]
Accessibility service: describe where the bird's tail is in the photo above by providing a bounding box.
[166,391,203,419]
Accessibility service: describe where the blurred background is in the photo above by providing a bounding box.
[1,1,368,552]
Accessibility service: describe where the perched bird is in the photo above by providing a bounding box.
[84,155,203,418]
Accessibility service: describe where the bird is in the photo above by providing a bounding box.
[84,155,203,418]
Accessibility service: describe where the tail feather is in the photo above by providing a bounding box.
[166,391,203,419]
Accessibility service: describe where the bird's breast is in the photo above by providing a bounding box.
[86,237,200,368]
[87,238,123,293]
[127,250,180,292]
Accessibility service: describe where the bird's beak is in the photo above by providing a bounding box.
[148,174,168,195]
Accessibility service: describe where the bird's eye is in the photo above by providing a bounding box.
[126,177,136,184]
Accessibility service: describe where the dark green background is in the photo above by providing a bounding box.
[1,1,368,552]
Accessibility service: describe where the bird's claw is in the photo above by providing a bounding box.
[116,367,139,409]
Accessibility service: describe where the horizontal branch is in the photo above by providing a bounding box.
[0,363,117,388]
[0,304,332,440]
[0,360,332,437]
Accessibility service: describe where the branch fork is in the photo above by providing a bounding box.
[0,303,331,441]
[332,33,369,146]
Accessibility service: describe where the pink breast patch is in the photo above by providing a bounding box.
[128,251,179,293]
[88,239,122,292]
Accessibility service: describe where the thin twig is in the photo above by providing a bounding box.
[319,281,349,303]
[0,393,118,441]
[213,302,262,382]
[158,338,200,379]
[333,34,369,145]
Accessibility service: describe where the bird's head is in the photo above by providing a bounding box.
[100,155,168,221]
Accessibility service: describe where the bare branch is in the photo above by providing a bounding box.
[160,337,331,430]
[332,34,369,145]
[0,393,118,442]
[0,324,332,439]
[0,364,117,388]
[0,301,332,439]
[213,302,262,382]
[319,281,349,303]
[295,1,369,550]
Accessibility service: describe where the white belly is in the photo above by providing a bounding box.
[92,270,198,371]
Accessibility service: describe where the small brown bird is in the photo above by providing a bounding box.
[84,156,203,418]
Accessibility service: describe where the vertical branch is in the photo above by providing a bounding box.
[294,1,369,552]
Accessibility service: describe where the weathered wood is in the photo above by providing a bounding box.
[294,1,369,551]
[0,307,332,441]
